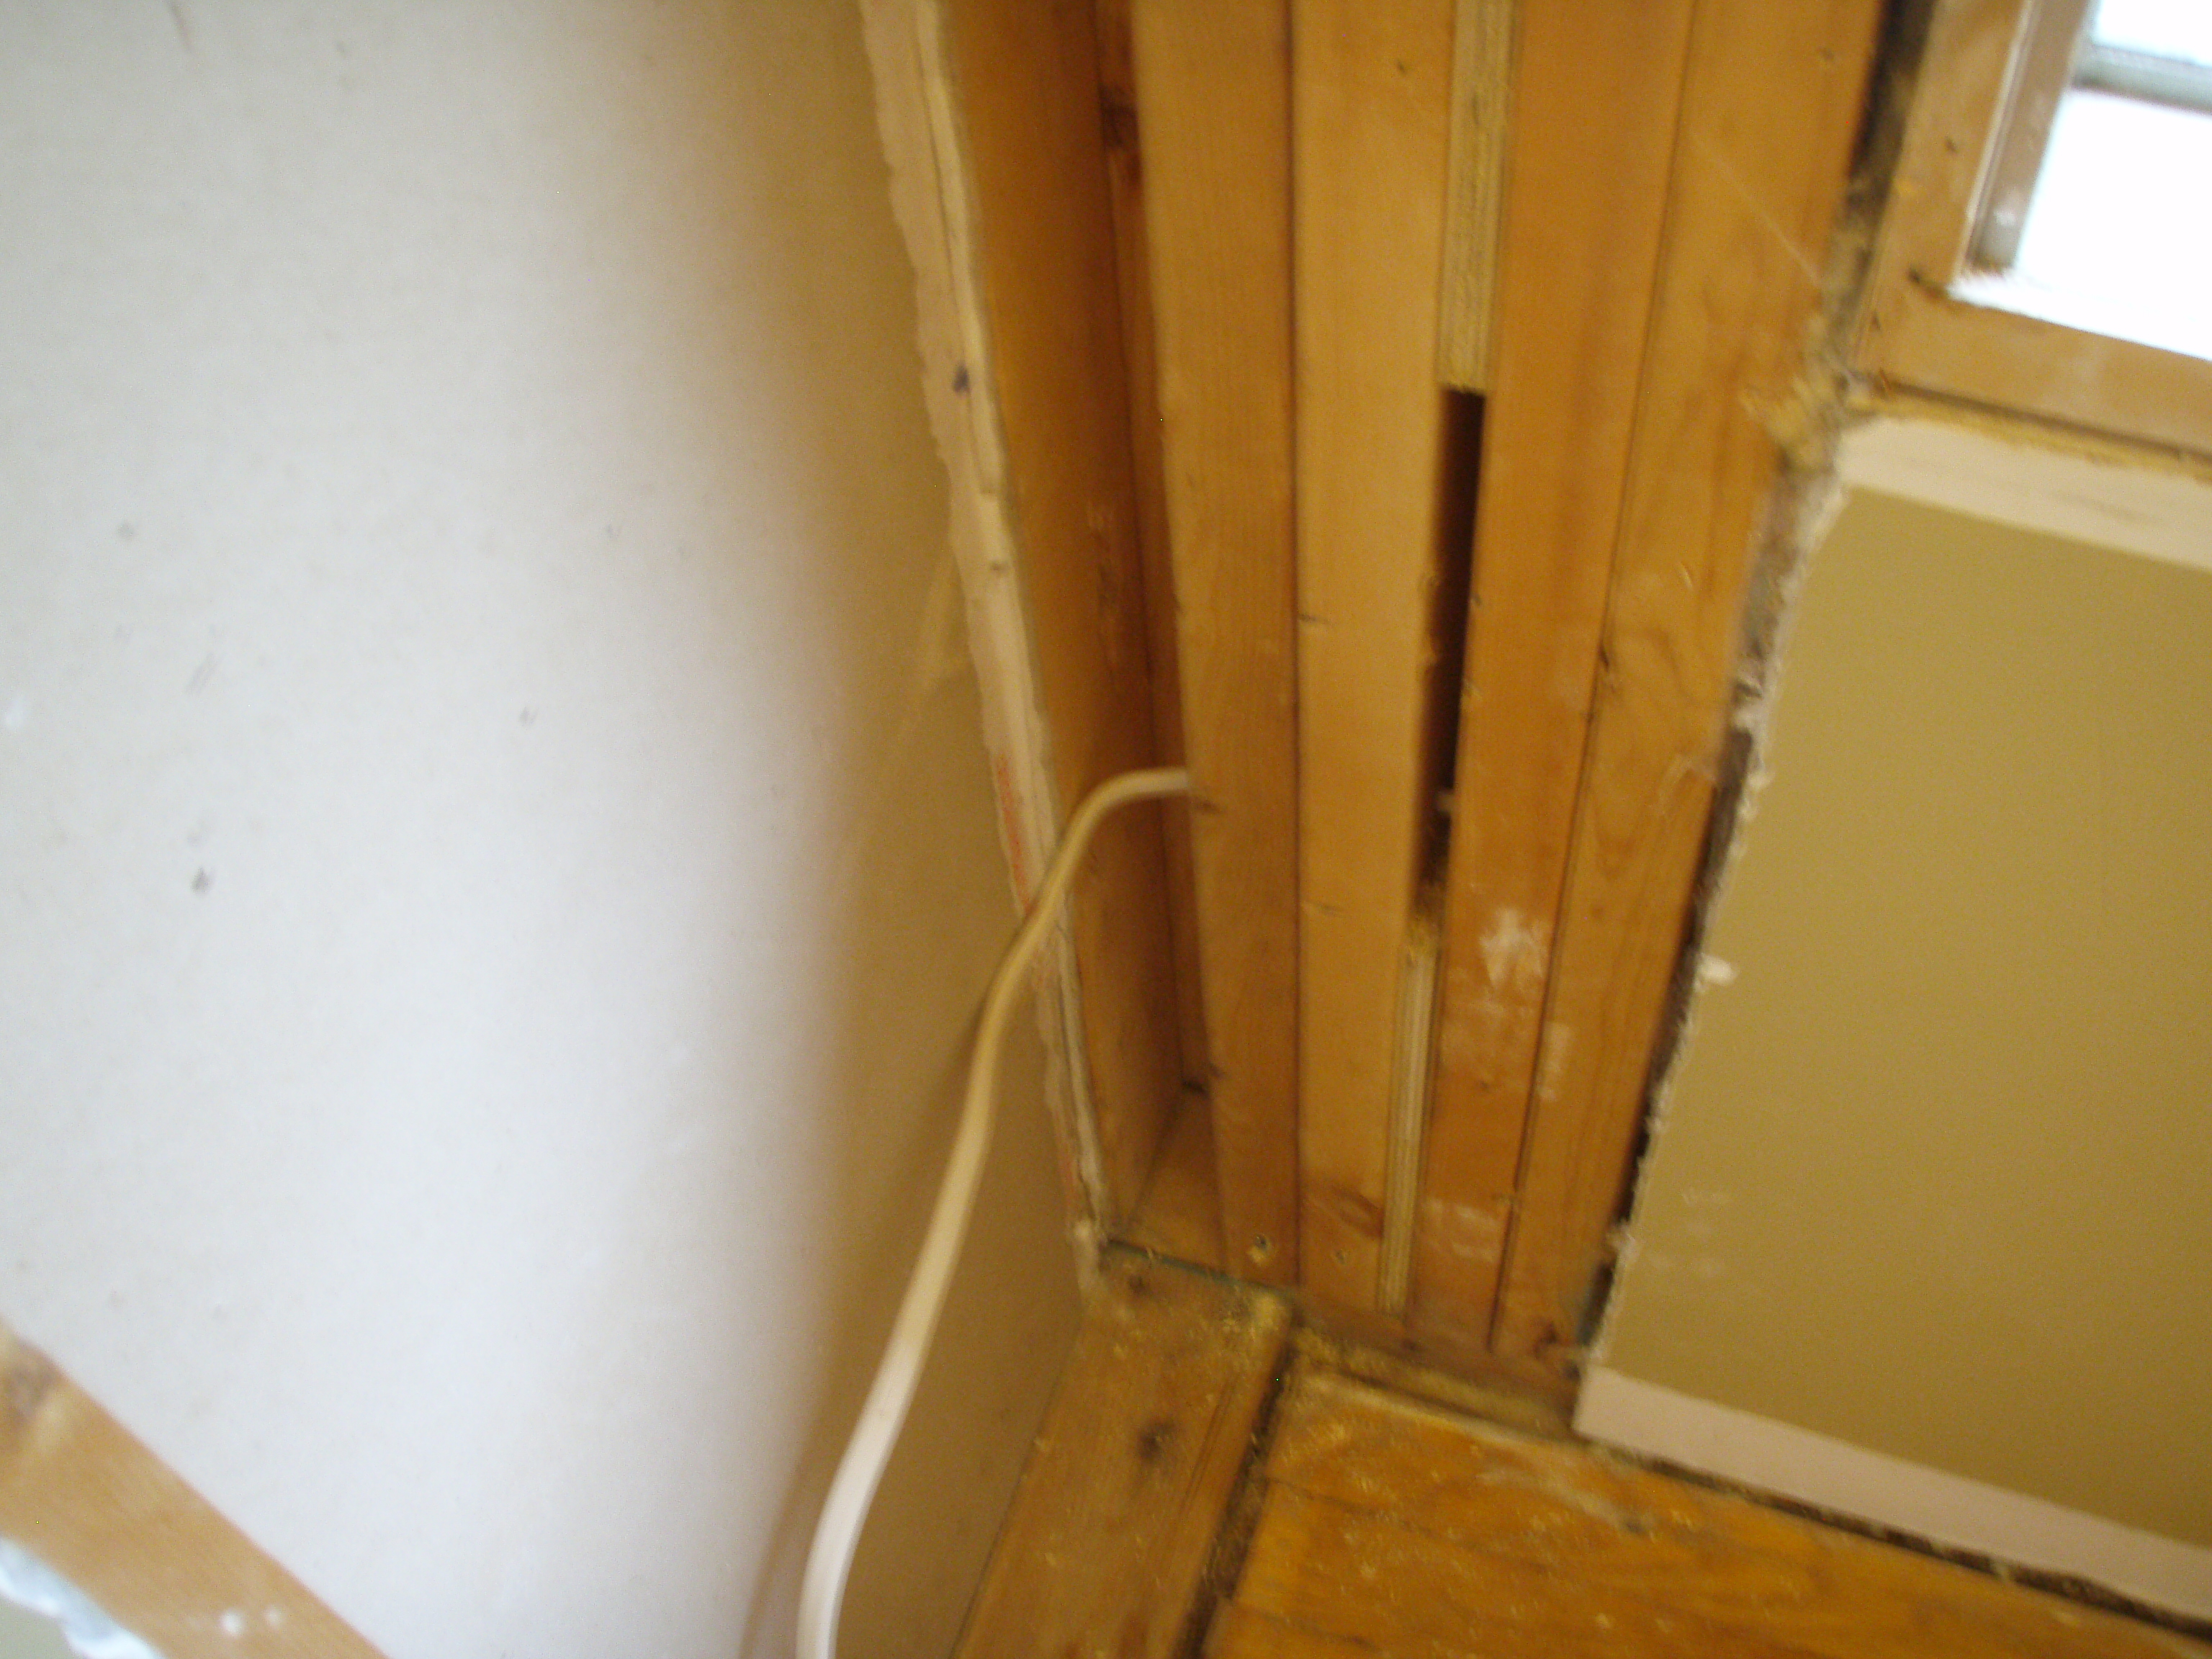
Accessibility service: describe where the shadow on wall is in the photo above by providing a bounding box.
[0,6,1077,1658]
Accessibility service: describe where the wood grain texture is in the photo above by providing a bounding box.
[1413,0,1701,1359]
[1094,0,1212,1102]
[1492,0,1886,1367]
[954,1251,1291,1659]
[1129,0,1301,1282]
[0,1324,386,1659]
[1207,1604,1379,1659]
[941,0,1184,1226]
[1292,0,1458,1315]
[1123,1086,1226,1272]
[1436,0,1514,392]
[1220,1371,2204,1659]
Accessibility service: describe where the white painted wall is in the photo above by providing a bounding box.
[0,6,1079,1656]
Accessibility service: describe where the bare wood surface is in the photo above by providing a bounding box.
[1208,1604,1382,1659]
[1123,1087,1226,1272]
[1492,0,1885,1367]
[1215,1370,2204,1659]
[1413,0,1701,1357]
[0,1323,387,1659]
[953,1251,1291,1659]
[1292,0,1458,1315]
[940,0,1184,1226]
[1436,0,1515,391]
[1129,0,1301,1282]
[1094,0,1212,1101]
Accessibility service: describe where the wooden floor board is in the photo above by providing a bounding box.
[952,1251,1290,1659]
[962,1274,2203,1659]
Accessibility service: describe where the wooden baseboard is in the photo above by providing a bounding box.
[1577,1366,2212,1623]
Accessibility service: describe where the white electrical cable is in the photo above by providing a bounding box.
[797,765,1192,1659]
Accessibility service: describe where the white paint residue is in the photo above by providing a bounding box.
[0,1539,166,1659]
[1695,955,1738,989]
[218,1609,246,1638]
[1478,909,1549,994]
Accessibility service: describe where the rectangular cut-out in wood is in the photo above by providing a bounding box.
[1128,0,1301,1283]
[1292,0,1459,1316]
[953,1251,1290,1659]
[1413,0,1701,1362]
[0,1323,386,1659]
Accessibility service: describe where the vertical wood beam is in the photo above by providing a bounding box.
[1129,0,1301,1282]
[941,0,1187,1224]
[1491,0,1884,1365]
[1291,0,1459,1313]
[1413,0,1701,1358]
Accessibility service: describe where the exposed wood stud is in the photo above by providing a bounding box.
[1291,0,1460,1315]
[1128,0,1302,1283]
[939,0,1188,1230]
[1492,0,1887,1367]
[1414,0,1702,1360]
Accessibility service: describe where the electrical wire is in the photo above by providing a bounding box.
[796,765,1192,1659]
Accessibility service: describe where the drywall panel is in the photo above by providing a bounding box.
[0,6,1076,1658]
[1596,489,2212,1551]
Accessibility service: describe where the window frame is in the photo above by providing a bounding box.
[1857,0,2212,458]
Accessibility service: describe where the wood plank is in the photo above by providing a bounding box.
[1491,0,1886,1367]
[955,1251,1292,1659]
[1238,1484,1815,1659]
[1292,0,1458,1314]
[1094,0,1212,1102]
[940,0,1185,1226]
[1254,1374,2201,1659]
[1128,0,1301,1282]
[1207,1603,1385,1659]
[0,1323,387,1659]
[1436,0,1514,392]
[1124,1087,1226,1272]
[1412,0,1701,1358]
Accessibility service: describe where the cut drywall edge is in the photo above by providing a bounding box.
[0,1541,161,1659]
[858,0,1107,1258]
[1578,1367,2212,1623]
[1840,413,2212,577]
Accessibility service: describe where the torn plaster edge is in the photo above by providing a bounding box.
[0,1539,163,1659]
[857,0,1107,1280]
[1575,1369,2212,1630]
[1585,135,1887,1358]
[1838,411,2212,579]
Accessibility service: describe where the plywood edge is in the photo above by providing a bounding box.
[1578,1367,2212,1631]
[1839,411,2212,573]
[0,1324,386,1659]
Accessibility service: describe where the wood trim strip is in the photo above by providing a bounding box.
[0,1324,386,1659]
[1491,0,1886,1367]
[1411,0,1701,1359]
[1290,0,1459,1314]
[1128,0,1302,1282]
